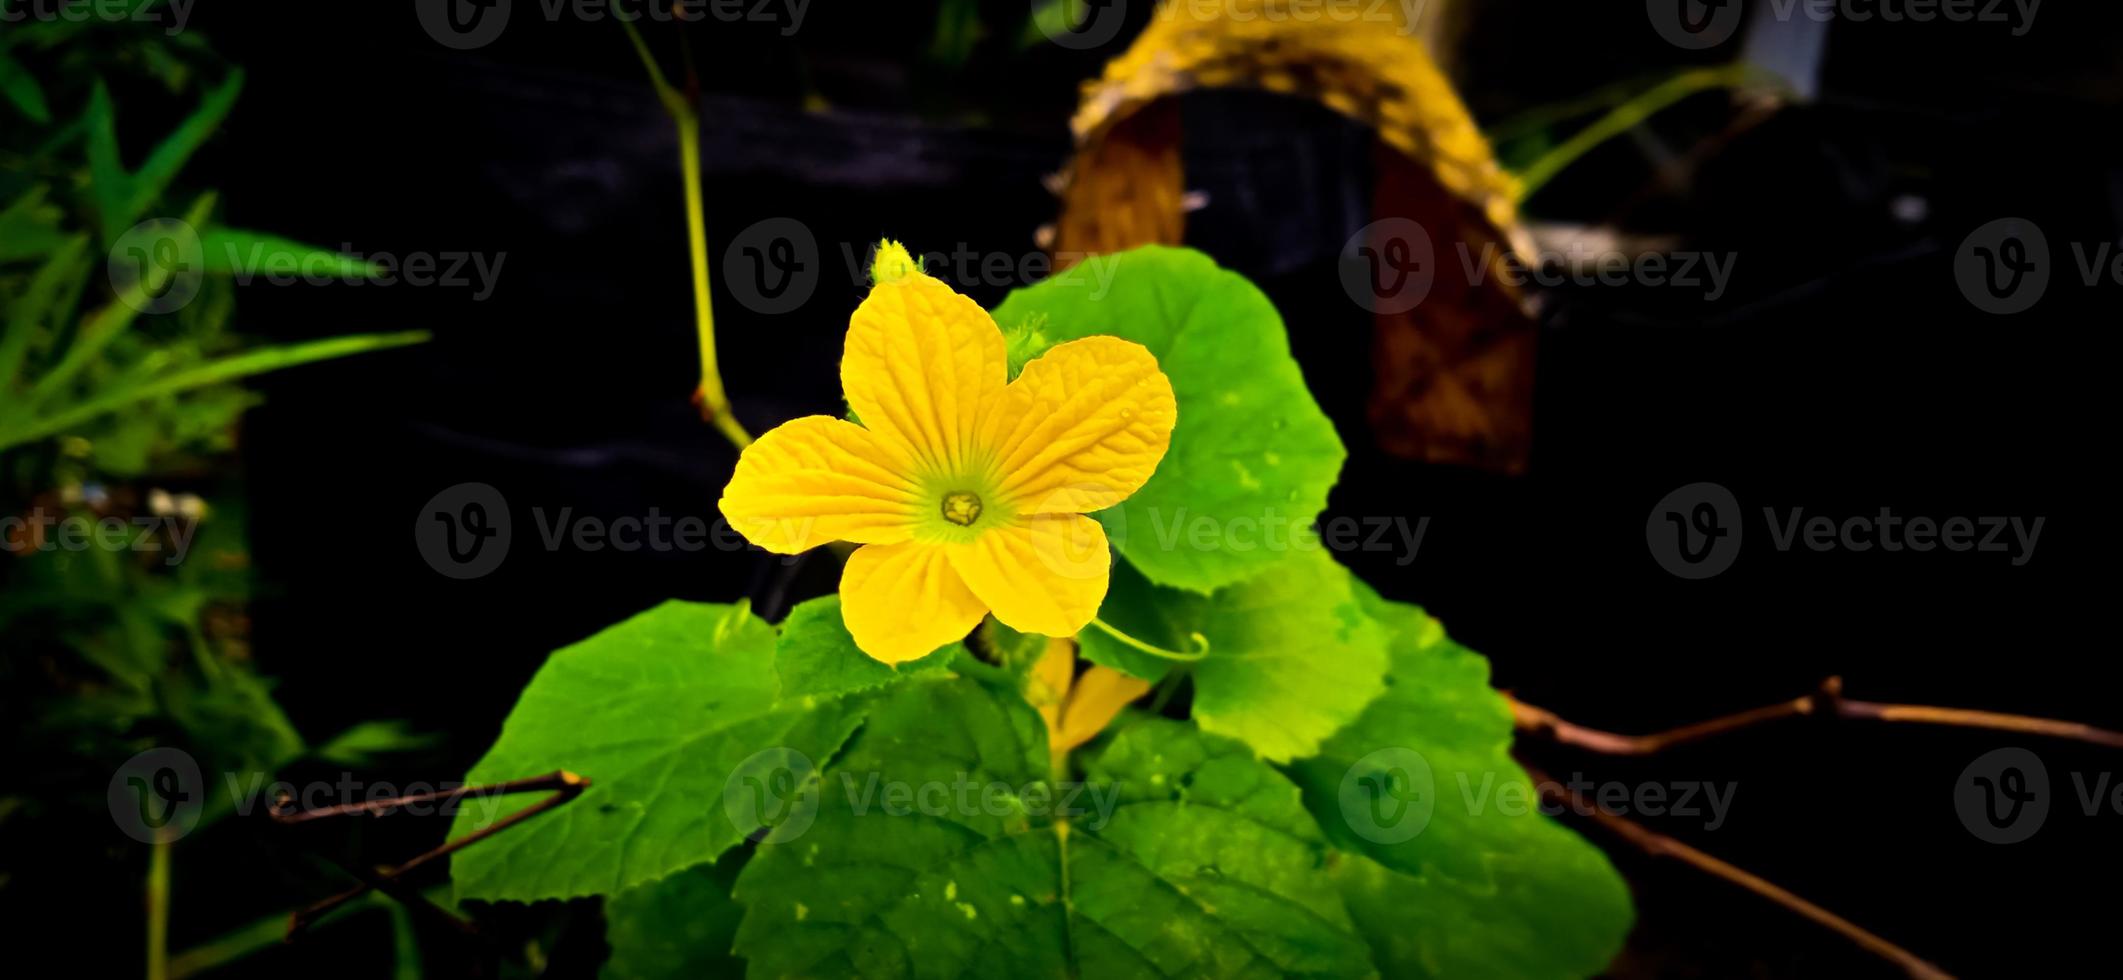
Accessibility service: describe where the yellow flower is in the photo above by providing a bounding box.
[719,244,1178,663]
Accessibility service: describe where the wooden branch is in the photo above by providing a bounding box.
[271,770,588,937]
[1514,678,2123,975]
[1510,677,2123,755]
[266,771,583,825]
[1524,763,1954,980]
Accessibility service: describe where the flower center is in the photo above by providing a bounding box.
[939,491,983,527]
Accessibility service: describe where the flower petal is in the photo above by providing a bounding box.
[1056,665,1152,754]
[719,416,919,554]
[843,272,1009,476]
[1028,636,1075,733]
[949,514,1110,638]
[840,540,988,664]
[985,336,1177,514]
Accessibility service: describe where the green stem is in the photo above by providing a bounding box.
[1486,69,1692,147]
[1085,617,1208,663]
[678,112,750,451]
[620,19,752,452]
[168,910,286,980]
[949,646,1019,689]
[1513,64,1768,205]
[147,837,171,980]
[386,900,421,980]
[167,888,438,979]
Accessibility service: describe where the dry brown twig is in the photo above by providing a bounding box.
[1524,762,1954,980]
[1513,677,2123,980]
[269,770,589,938]
[1510,676,2123,756]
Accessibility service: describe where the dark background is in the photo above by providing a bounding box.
[105,1,2121,976]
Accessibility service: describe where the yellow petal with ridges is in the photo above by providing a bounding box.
[949,514,1109,638]
[840,540,988,664]
[986,336,1176,515]
[718,415,920,554]
[844,272,1008,476]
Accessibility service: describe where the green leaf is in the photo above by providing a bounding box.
[82,70,243,244]
[448,601,874,902]
[85,80,131,244]
[1021,0,1091,49]
[0,186,68,262]
[0,49,51,124]
[126,70,243,231]
[0,329,429,454]
[166,663,306,777]
[199,227,382,279]
[733,676,1375,978]
[1072,715,1376,977]
[1081,549,1390,763]
[314,720,443,767]
[19,192,216,418]
[991,246,1347,594]
[925,0,983,68]
[602,853,747,979]
[774,595,955,700]
[1283,588,1634,979]
[0,233,90,393]
[732,672,1060,978]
